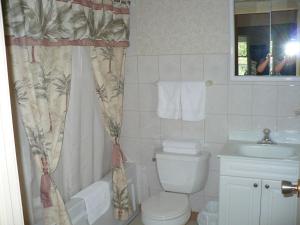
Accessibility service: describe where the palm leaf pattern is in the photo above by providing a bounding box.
[108,117,121,141]
[53,74,71,97]
[112,179,131,210]
[53,74,71,106]
[96,84,108,102]
[111,75,124,99]
[101,47,114,72]
[112,167,132,220]
[6,0,131,221]
[33,67,52,100]
[27,127,51,156]
[14,79,30,104]
[4,0,129,42]
[72,7,127,41]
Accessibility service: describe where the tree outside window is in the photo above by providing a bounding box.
[238,36,248,75]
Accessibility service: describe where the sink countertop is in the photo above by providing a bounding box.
[218,141,300,162]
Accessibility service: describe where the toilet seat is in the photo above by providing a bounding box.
[141,192,191,225]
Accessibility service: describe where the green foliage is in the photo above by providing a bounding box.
[108,118,121,140]
[14,79,30,104]
[111,75,124,99]
[31,63,51,100]
[96,84,108,102]
[27,127,50,156]
[53,74,71,97]
[238,42,247,57]
[112,170,131,212]
[4,0,129,42]
[72,8,128,41]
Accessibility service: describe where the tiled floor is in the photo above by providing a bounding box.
[129,215,198,225]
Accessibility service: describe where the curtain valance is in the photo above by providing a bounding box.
[3,0,130,47]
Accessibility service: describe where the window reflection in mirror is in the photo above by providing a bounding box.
[234,0,300,76]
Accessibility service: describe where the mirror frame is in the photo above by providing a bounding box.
[229,0,300,81]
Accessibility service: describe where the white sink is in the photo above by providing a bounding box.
[238,144,296,159]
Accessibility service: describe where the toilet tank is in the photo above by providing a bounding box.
[156,151,210,194]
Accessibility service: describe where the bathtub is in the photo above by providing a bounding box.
[66,162,139,225]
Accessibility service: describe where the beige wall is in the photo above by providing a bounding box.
[122,0,300,211]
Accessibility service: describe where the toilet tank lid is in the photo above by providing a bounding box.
[156,151,210,162]
[162,139,201,149]
[163,147,201,155]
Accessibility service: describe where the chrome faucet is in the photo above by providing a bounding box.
[257,128,276,144]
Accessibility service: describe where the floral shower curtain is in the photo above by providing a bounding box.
[90,46,131,220]
[4,0,131,224]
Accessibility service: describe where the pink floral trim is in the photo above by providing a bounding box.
[5,36,129,47]
[72,0,129,14]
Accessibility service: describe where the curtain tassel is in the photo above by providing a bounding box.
[40,158,52,208]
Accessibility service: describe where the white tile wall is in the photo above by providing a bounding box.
[159,55,181,80]
[139,139,161,166]
[277,85,300,116]
[139,84,158,111]
[140,112,161,139]
[124,56,138,83]
[138,56,159,83]
[204,54,228,84]
[252,85,277,116]
[206,85,228,114]
[182,121,205,140]
[122,111,140,138]
[121,0,300,214]
[229,85,252,115]
[120,138,141,163]
[252,116,277,131]
[228,115,252,132]
[205,115,228,143]
[181,55,204,81]
[124,83,139,110]
[161,119,182,139]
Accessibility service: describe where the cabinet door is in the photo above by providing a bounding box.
[260,180,297,225]
[219,176,261,225]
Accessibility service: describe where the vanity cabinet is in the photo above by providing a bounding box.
[219,157,299,225]
[260,180,297,225]
[219,176,261,225]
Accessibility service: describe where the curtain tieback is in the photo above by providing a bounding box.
[112,143,126,168]
[40,157,53,208]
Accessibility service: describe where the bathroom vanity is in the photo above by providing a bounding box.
[218,142,300,225]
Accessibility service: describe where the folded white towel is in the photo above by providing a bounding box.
[157,81,181,119]
[72,181,111,225]
[181,81,206,121]
[162,139,201,149]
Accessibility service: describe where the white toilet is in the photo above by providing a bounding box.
[141,149,210,225]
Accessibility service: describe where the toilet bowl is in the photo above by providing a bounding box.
[141,147,210,225]
[142,192,191,225]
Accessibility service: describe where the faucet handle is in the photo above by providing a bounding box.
[263,128,271,135]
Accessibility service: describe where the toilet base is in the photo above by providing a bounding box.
[142,210,191,225]
[141,192,191,225]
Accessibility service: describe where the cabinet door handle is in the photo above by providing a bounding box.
[265,184,270,189]
[253,183,258,188]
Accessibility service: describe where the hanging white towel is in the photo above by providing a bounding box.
[181,81,206,121]
[157,81,181,119]
[72,181,111,225]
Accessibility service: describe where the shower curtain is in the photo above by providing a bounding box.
[13,46,107,224]
[4,0,131,224]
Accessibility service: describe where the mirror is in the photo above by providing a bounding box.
[233,0,300,78]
